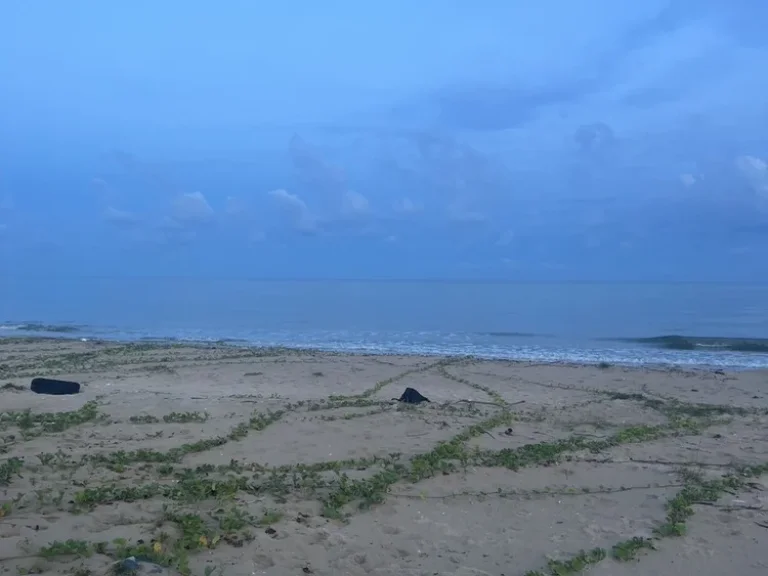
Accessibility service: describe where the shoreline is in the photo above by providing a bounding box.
[1,333,766,372]
[2,340,768,575]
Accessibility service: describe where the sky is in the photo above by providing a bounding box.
[1,0,767,283]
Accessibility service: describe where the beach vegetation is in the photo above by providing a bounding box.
[1,344,766,576]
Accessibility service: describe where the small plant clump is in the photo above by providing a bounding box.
[611,537,656,561]
[130,411,209,425]
[39,539,93,559]
[0,456,23,486]
[1,382,26,392]
[0,401,102,436]
[129,414,160,424]
[163,411,209,424]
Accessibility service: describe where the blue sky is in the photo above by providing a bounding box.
[1,0,767,282]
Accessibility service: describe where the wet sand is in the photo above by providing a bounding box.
[1,339,768,576]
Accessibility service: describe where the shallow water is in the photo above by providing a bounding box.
[2,278,768,368]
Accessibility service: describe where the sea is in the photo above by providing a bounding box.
[1,278,768,369]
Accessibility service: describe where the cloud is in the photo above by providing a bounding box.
[103,206,140,228]
[137,216,198,245]
[736,155,768,212]
[736,155,768,190]
[381,1,765,140]
[608,19,730,105]
[171,191,215,225]
[268,188,318,233]
[342,190,370,216]
[393,197,422,214]
[269,188,308,212]
[679,173,697,187]
[107,149,175,192]
[158,216,184,231]
[574,122,616,152]
[289,134,347,195]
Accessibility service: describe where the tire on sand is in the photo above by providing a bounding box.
[30,377,81,395]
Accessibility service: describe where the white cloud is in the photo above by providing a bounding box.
[269,188,307,212]
[501,258,520,268]
[679,173,697,187]
[343,190,370,215]
[159,216,184,231]
[736,155,768,189]
[103,206,139,227]
[736,154,767,172]
[735,155,768,211]
[268,188,317,232]
[289,135,347,193]
[172,191,215,225]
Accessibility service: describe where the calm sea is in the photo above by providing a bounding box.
[2,278,768,368]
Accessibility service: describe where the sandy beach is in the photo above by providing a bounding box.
[1,339,768,576]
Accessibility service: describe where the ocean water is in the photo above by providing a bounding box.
[1,278,768,368]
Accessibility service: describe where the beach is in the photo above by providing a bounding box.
[1,339,768,576]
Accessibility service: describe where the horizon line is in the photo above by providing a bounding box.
[1,275,766,286]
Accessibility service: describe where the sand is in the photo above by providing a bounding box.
[1,339,768,576]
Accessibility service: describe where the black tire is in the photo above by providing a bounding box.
[30,377,81,395]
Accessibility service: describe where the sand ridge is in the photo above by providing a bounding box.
[1,339,768,576]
